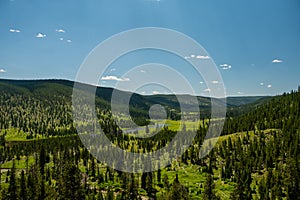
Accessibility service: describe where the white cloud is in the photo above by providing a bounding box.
[196,55,210,59]
[67,39,72,43]
[140,70,146,73]
[237,91,243,95]
[203,88,211,92]
[55,29,65,33]
[211,80,219,84]
[0,69,6,73]
[36,33,46,38]
[220,64,229,67]
[267,84,272,88]
[59,38,64,41]
[9,28,21,33]
[260,82,264,86]
[199,81,204,84]
[185,54,210,60]
[101,75,130,81]
[220,63,232,70]
[110,68,116,72]
[152,91,160,94]
[272,59,283,63]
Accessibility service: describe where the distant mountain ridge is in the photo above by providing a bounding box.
[0,79,270,120]
[0,78,267,102]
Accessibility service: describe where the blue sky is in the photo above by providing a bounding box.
[0,0,300,96]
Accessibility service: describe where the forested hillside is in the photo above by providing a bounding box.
[0,79,299,199]
[0,79,266,138]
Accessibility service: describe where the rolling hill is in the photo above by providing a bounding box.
[0,78,268,117]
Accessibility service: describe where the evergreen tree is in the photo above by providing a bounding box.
[58,161,84,200]
[203,174,220,200]
[20,170,27,200]
[7,161,17,200]
[129,174,139,200]
[160,174,190,200]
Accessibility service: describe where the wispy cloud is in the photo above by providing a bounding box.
[55,29,65,33]
[101,75,130,81]
[272,59,283,63]
[185,54,210,60]
[152,91,160,94]
[36,33,46,38]
[211,80,219,84]
[9,28,21,33]
[140,70,146,73]
[220,64,232,70]
[237,91,243,95]
[260,82,272,88]
[0,69,6,73]
[196,55,210,59]
[203,88,211,92]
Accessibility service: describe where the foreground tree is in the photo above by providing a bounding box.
[159,174,190,200]
[203,174,220,200]
[57,161,84,200]
[7,161,17,200]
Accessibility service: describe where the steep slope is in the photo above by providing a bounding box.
[222,89,300,135]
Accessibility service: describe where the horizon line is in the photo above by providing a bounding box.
[0,77,274,98]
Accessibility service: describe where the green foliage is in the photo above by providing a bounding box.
[7,161,17,200]
[203,174,220,200]
[0,79,300,200]
[57,161,84,200]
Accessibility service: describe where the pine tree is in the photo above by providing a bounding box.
[39,148,46,175]
[169,174,190,200]
[163,174,169,190]
[157,168,161,183]
[7,160,17,200]
[96,191,104,200]
[285,158,300,200]
[91,158,96,181]
[203,174,220,200]
[58,161,84,200]
[20,170,27,200]
[129,174,139,200]
[106,188,114,200]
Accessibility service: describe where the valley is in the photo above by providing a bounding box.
[0,79,299,200]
